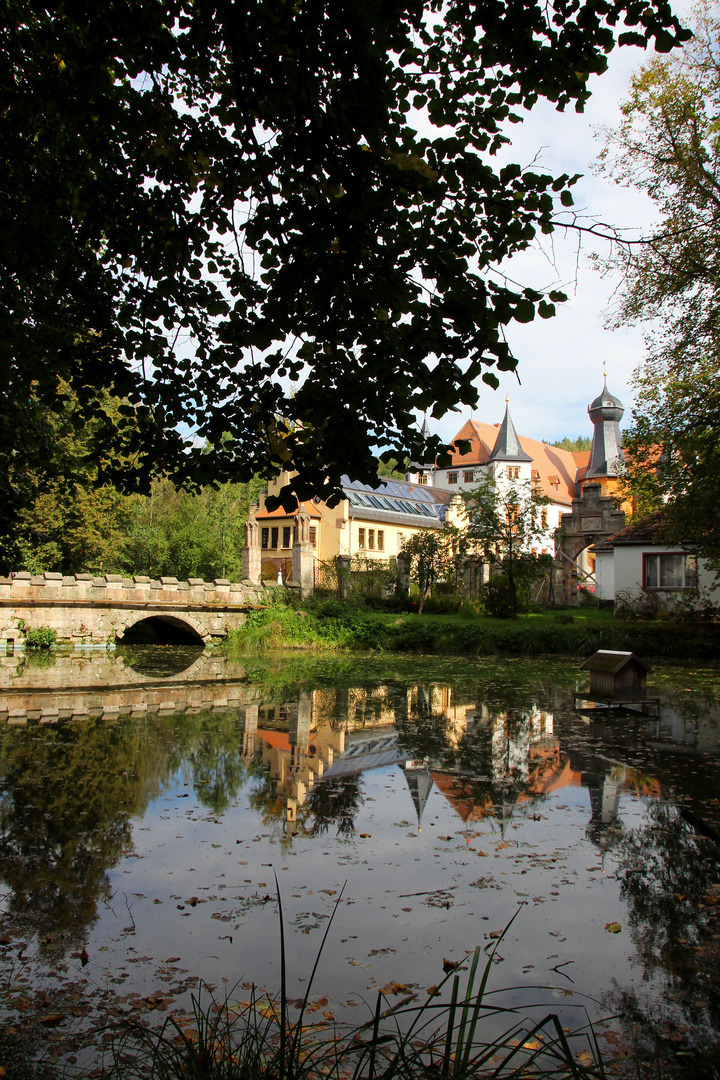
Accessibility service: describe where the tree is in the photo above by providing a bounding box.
[550,435,592,453]
[463,477,552,618]
[598,3,720,558]
[1,0,689,545]
[401,531,456,614]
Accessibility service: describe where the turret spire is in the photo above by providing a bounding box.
[487,402,532,463]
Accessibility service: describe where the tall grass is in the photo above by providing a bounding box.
[108,895,610,1080]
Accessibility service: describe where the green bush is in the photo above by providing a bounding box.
[479,572,531,618]
[24,626,57,649]
[421,592,462,614]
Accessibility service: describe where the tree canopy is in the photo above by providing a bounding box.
[2,0,689,533]
[598,3,720,558]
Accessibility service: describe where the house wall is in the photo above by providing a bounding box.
[595,551,615,601]
[613,544,720,603]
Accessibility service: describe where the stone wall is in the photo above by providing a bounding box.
[0,572,264,646]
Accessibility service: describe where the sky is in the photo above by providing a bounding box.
[428,31,680,449]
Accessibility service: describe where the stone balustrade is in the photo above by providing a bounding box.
[0,572,260,606]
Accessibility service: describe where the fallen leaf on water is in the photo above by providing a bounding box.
[605,922,622,934]
[320,890,337,896]
[359,834,371,839]
[426,985,440,997]
[488,931,502,940]
[438,836,452,842]
[443,958,462,973]
[379,982,408,996]
[39,1014,65,1027]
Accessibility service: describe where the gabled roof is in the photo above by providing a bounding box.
[579,650,650,675]
[446,420,578,505]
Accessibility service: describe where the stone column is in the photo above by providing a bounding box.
[396,551,410,599]
[292,509,314,600]
[242,519,262,585]
[336,555,351,599]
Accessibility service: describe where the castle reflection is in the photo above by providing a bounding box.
[244,681,668,848]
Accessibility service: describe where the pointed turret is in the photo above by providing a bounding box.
[405,413,434,485]
[487,402,532,463]
[586,379,624,480]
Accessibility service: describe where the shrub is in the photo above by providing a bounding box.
[24,626,57,649]
[479,572,531,618]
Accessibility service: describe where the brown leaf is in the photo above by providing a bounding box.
[605,922,622,934]
[443,958,461,973]
[39,1014,65,1027]
[379,982,408,996]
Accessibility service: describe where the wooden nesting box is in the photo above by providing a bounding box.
[579,650,649,701]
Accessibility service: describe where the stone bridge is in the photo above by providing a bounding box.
[0,572,265,649]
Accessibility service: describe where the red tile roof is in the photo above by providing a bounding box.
[255,500,322,520]
[449,420,579,505]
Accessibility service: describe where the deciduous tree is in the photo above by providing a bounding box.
[401,531,455,614]
[1,0,689,537]
[598,3,720,557]
[463,477,552,618]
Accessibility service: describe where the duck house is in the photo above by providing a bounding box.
[579,650,649,701]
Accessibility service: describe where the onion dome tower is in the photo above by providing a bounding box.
[586,379,624,481]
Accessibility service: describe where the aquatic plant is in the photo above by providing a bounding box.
[108,895,608,1080]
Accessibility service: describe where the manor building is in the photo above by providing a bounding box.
[245,381,627,586]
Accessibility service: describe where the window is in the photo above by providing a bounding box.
[368,529,375,550]
[358,528,366,549]
[463,471,474,483]
[507,466,520,480]
[377,530,384,552]
[448,472,458,484]
[419,473,428,485]
[271,527,279,549]
[261,528,269,549]
[644,552,698,590]
[282,526,291,549]
[309,527,317,547]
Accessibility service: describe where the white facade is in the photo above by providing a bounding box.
[597,543,719,606]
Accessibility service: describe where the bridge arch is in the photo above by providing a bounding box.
[116,614,207,646]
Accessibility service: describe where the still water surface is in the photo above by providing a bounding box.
[0,647,719,1067]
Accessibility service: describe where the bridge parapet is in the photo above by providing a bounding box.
[0,573,261,606]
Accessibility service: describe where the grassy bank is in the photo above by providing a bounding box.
[226,604,720,659]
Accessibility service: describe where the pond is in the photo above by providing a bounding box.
[0,646,719,1073]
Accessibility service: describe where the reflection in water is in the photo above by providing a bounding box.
[118,643,205,678]
[0,653,719,1068]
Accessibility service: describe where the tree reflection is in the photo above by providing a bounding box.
[606,801,720,1064]
[306,776,364,836]
[0,711,250,953]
